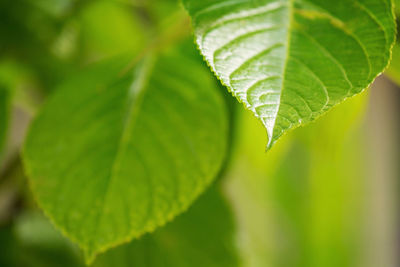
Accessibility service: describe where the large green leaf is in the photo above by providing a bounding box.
[23,47,228,263]
[4,185,238,267]
[92,186,239,267]
[0,86,11,157]
[183,0,396,148]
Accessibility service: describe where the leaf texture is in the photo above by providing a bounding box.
[8,186,238,267]
[92,186,239,267]
[23,47,228,262]
[183,0,396,148]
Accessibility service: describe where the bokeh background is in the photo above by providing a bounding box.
[1,0,399,266]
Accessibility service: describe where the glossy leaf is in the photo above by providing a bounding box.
[23,47,228,263]
[183,0,396,148]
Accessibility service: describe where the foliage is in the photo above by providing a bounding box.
[0,86,10,156]
[0,0,399,266]
[183,0,396,148]
[1,185,238,267]
[23,45,228,262]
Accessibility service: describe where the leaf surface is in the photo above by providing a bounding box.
[183,0,396,148]
[23,47,228,262]
[6,186,238,267]
[92,186,239,267]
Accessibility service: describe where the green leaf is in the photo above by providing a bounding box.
[183,0,396,148]
[9,212,85,267]
[92,186,239,267]
[79,0,147,58]
[23,47,228,263]
[5,185,238,267]
[0,86,11,157]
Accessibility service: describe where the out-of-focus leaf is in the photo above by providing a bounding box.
[386,45,400,86]
[13,212,85,267]
[23,45,228,263]
[0,60,42,114]
[0,0,76,91]
[387,0,400,86]
[27,0,73,17]
[183,0,396,149]
[93,186,239,267]
[79,0,147,60]
[147,0,180,26]
[0,86,11,157]
[5,185,238,267]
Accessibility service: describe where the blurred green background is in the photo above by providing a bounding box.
[1,0,399,266]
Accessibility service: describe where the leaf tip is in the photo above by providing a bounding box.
[83,247,98,266]
[265,137,276,152]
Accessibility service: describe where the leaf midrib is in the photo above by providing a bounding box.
[266,0,295,148]
[85,55,156,261]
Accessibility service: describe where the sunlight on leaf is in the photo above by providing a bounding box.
[225,92,370,267]
[183,0,396,149]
